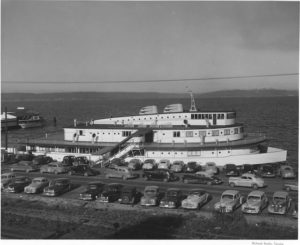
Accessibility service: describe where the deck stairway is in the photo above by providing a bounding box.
[96,128,152,165]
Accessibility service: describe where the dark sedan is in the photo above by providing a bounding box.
[79,182,105,201]
[43,178,72,196]
[143,169,178,182]
[224,164,240,177]
[68,165,100,176]
[182,174,223,185]
[118,186,140,204]
[96,183,123,203]
[6,176,31,193]
[159,188,185,209]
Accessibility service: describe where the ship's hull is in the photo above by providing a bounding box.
[19,120,44,129]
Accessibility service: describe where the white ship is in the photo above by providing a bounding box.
[25,93,287,167]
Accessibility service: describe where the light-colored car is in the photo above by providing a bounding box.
[157,159,171,170]
[128,159,142,170]
[278,165,296,179]
[40,162,70,174]
[170,161,184,173]
[10,161,39,173]
[1,172,16,190]
[104,166,138,180]
[181,189,210,210]
[140,186,160,206]
[24,177,50,194]
[142,159,156,170]
[268,191,292,215]
[241,190,269,214]
[204,162,218,174]
[214,190,245,213]
[229,173,265,189]
[283,182,298,192]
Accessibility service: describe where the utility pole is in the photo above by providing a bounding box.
[5,107,8,150]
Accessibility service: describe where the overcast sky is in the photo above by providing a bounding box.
[1,0,299,93]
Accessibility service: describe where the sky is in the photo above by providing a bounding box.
[1,0,299,93]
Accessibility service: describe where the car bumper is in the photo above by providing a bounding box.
[24,189,37,194]
[268,208,286,215]
[43,192,57,196]
[159,203,176,209]
[242,207,260,214]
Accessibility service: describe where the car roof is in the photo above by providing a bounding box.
[33,177,47,181]
[145,185,159,190]
[273,191,289,197]
[248,190,265,196]
[223,190,239,195]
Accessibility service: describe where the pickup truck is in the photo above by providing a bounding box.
[228,173,265,189]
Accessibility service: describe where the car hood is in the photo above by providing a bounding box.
[245,199,261,207]
[220,199,236,206]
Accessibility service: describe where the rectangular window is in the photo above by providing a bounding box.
[227,112,236,119]
[186,131,193,137]
[199,131,206,136]
[212,130,219,136]
[234,128,239,134]
[240,127,244,133]
[208,114,212,119]
[79,130,84,136]
[173,131,181,137]
[224,129,231,135]
[122,131,131,137]
[191,114,195,119]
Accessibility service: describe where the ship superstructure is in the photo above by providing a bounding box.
[24,94,287,167]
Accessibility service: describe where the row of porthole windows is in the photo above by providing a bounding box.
[161,127,243,137]
[150,150,231,155]
[117,114,189,122]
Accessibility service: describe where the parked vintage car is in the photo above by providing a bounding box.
[10,161,39,173]
[108,158,126,169]
[268,191,292,215]
[68,165,100,176]
[73,156,90,166]
[204,162,218,174]
[128,159,142,171]
[143,169,178,182]
[96,183,123,203]
[278,165,296,179]
[182,173,222,185]
[170,161,184,173]
[104,166,138,180]
[184,161,202,173]
[62,155,76,167]
[140,186,160,206]
[43,178,72,196]
[157,159,171,170]
[79,182,105,201]
[118,186,140,204]
[15,153,34,162]
[241,190,269,214]
[24,177,49,194]
[142,159,156,170]
[283,182,298,192]
[40,162,70,174]
[214,190,245,213]
[32,155,53,165]
[6,176,31,193]
[181,189,210,210]
[159,188,184,209]
[229,173,265,189]
[1,172,16,190]
[224,164,240,177]
[258,164,276,178]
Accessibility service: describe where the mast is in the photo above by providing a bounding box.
[188,90,197,112]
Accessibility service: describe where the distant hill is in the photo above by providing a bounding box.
[198,89,298,98]
[1,89,298,101]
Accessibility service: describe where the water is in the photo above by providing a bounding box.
[1,94,298,166]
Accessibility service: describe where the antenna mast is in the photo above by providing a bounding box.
[188,89,197,112]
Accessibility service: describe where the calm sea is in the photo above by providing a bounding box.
[1,94,298,166]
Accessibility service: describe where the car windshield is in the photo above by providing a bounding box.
[273,196,286,202]
[173,162,182,166]
[167,191,179,196]
[32,180,42,184]
[263,166,273,171]
[221,194,234,201]
[189,191,204,196]
[145,159,154,164]
[89,185,98,190]
[145,190,157,194]
[248,195,261,201]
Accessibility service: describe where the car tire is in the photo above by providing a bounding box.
[229,182,235,188]
[252,184,258,189]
